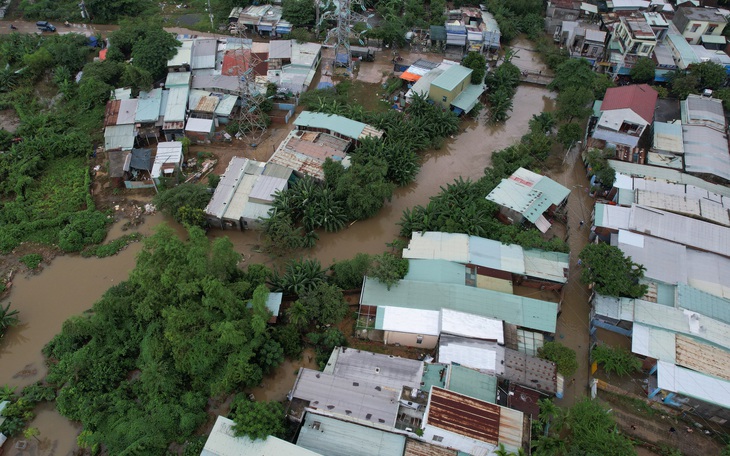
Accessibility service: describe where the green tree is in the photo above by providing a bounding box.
[286,301,310,328]
[429,0,446,25]
[84,0,153,22]
[528,112,556,134]
[592,73,616,98]
[58,210,109,252]
[669,71,699,99]
[23,427,40,442]
[592,345,642,376]
[630,57,656,83]
[556,86,594,122]
[369,252,409,289]
[230,397,286,440]
[272,258,327,296]
[556,122,583,148]
[333,156,395,221]
[299,282,349,325]
[538,342,577,377]
[154,184,212,225]
[578,243,648,298]
[548,58,596,92]
[330,253,372,290]
[463,52,487,84]
[689,61,727,90]
[563,399,636,455]
[109,19,180,80]
[283,0,316,28]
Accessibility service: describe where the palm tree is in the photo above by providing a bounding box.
[286,301,309,329]
[0,302,20,335]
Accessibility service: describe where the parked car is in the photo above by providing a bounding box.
[36,21,56,32]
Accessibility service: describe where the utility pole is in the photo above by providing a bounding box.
[207,0,214,30]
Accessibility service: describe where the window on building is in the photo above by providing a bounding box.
[416,335,423,344]
[691,24,701,33]
[433,435,444,442]
[708,24,718,34]
[641,45,650,54]
[442,96,447,102]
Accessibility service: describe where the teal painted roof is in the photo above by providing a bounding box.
[362,277,557,333]
[405,259,465,284]
[297,413,405,456]
[135,88,163,123]
[294,111,365,140]
[678,283,730,324]
[447,365,497,403]
[165,71,191,88]
[451,83,485,111]
[486,167,569,223]
[422,363,448,391]
[432,65,473,92]
[667,33,699,66]
[592,100,603,117]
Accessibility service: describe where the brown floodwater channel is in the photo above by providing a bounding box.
[0,44,559,453]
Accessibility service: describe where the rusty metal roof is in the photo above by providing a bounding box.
[426,387,525,450]
[104,99,120,126]
[426,387,500,444]
[404,439,456,456]
[195,96,220,113]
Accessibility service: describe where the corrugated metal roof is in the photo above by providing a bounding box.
[168,40,194,67]
[613,230,689,285]
[248,175,287,203]
[113,87,131,100]
[632,323,676,362]
[446,365,497,403]
[201,416,319,456]
[294,111,366,141]
[592,127,640,147]
[438,335,502,372]
[675,334,730,382]
[214,94,238,117]
[657,360,730,409]
[165,86,190,122]
[192,74,240,93]
[297,413,406,456]
[523,249,569,283]
[223,173,260,222]
[405,259,466,284]
[439,308,504,343]
[652,121,683,154]
[380,307,441,335]
[634,300,730,351]
[406,68,444,100]
[262,162,293,180]
[593,294,636,321]
[195,95,220,113]
[431,65,472,92]
[426,386,524,451]
[117,99,138,125]
[269,39,292,59]
[165,71,192,87]
[135,88,163,123]
[635,189,730,226]
[451,83,485,111]
[241,201,273,224]
[151,141,183,178]
[104,99,120,126]
[403,232,470,263]
[104,124,136,151]
[185,117,214,133]
[486,168,569,224]
[192,38,218,70]
[361,277,558,333]
[701,34,727,44]
[667,33,699,68]
[682,124,730,181]
[205,157,249,219]
[404,439,457,456]
[686,248,730,299]
[678,283,730,324]
[608,160,730,198]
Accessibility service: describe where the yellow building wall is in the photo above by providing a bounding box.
[384,331,439,349]
[428,85,452,109]
[476,274,514,294]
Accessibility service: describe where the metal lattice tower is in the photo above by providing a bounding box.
[234,29,268,146]
[321,0,372,73]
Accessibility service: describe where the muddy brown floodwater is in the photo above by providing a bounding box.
[0,39,561,455]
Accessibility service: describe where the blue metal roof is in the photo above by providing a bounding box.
[135,88,163,123]
[297,413,405,456]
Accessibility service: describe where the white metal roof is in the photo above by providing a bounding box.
[151,142,183,178]
[116,99,138,125]
[248,175,287,203]
[168,40,194,67]
[682,124,730,182]
[594,203,632,230]
[608,160,730,198]
[223,173,260,222]
[185,117,214,133]
[165,86,189,122]
[439,308,504,343]
[201,416,320,456]
[614,230,688,285]
[403,232,469,263]
[657,361,730,409]
[191,38,218,70]
[205,157,249,219]
[380,306,441,335]
[438,337,503,373]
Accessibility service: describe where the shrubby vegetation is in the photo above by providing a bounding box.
[0,302,20,338]
[485,59,521,123]
[592,344,642,377]
[80,232,143,258]
[154,183,213,229]
[538,341,578,378]
[668,61,727,99]
[484,0,544,42]
[584,148,616,190]
[0,382,55,438]
[534,398,636,455]
[579,243,648,298]
[263,87,459,250]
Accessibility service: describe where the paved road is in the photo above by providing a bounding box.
[0,18,229,38]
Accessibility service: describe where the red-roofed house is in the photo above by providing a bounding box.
[222,49,250,77]
[591,84,658,163]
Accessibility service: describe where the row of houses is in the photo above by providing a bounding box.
[203,111,384,229]
[547,1,730,79]
[589,83,730,185]
[427,6,502,60]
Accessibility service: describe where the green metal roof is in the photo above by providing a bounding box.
[678,283,730,325]
[431,65,473,92]
[451,83,485,112]
[297,413,405,456]
[667,33,699,66]
[592,100,603,117]
[362,277,557,333]
[447,365,497,403]
[430,25,447,41]
[702,34,727,44]
[405,259,465,285]
[294,111,366,140]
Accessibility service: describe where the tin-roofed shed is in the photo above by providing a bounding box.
[135,88,163,124]
[168,40,193,68]
[192,38,218,70]
[164,86,190,123]
[165,71,192,88]
[652,121,683,154]
[201,415,320,456]
[205,157,249,223]
[297,413,406,456]
[293,111,383,141]
[104,124,136,151]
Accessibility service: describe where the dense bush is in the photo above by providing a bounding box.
[57,210,109,252]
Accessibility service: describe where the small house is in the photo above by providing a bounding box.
[167,40,193,72]
[428,65,484,114]
[151,141,184,185]
[185,118,215,144]
[485,167,570,232]
[672,6,727,45]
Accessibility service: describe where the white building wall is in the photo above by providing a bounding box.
[421,424,497,456]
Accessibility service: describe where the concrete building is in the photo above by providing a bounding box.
[428,65,474,109]
[609,16,657,76]
[672,7,727,45]
[485,167,570,233]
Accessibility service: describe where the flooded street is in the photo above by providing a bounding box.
[0,38,588,453]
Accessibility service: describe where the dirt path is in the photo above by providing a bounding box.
[599,395,725,456]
